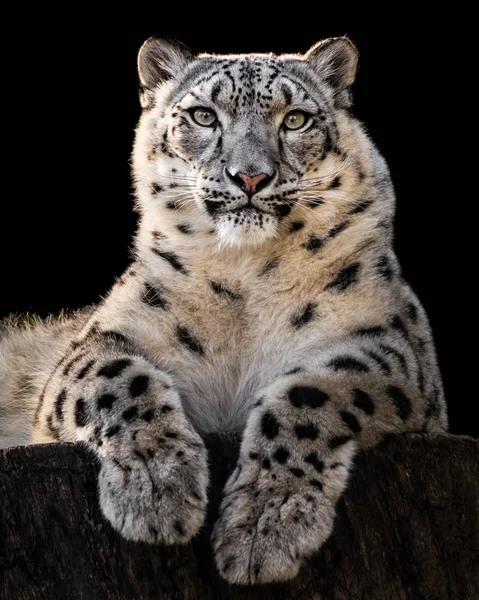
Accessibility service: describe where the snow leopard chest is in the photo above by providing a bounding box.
[113,252,379,434]
[167,292,316,435]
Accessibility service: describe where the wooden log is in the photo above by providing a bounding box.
[0,433,478,600]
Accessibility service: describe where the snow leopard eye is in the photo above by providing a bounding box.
[283,110,309,130]
[191,107,217,127]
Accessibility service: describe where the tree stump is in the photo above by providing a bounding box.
[0,433,478,600]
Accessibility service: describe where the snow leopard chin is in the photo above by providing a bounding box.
[214,210,279,247]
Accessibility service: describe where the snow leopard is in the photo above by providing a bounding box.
[0,36,447,585]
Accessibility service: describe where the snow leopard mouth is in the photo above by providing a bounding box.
[224,206,271,225]
[205,200,275,221]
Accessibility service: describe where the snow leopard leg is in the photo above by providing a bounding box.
[212,354,445,584]
[32,328,208,545]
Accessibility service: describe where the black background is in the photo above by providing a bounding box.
[1,12,474,437]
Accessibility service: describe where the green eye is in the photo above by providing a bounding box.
[191,107,217,127]
[283,110,308,130]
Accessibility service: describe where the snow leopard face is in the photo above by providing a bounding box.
[133,37,359,247]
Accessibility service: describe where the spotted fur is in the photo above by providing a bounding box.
[0,37,446,584]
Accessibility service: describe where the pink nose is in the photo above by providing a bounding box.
[236,172,271,195]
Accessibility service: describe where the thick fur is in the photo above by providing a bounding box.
[0,37,446,584]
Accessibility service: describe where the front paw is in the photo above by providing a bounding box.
[212,461,336,585]
[98,427,208,545]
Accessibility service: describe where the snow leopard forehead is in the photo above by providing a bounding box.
[138,37,358,113]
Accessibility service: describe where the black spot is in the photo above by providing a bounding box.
[295,423,319,440]
[151,248,189,274]
[304,452,325,473]
[325,263,360,292]
[204,199,224,216]
[388,386,412,421]
[142,409,154,422]
[161,404,173,414]
[329,176,341,189]
[290,302,317,329]
[352,389,375,415]
[289,221,305,233]
[98,358,132,378]
[261,411,281,439]
[353,326,386,337]
[123,406,139,421]
[111,458,131,473]
[405,302,419,323]
[259,257,280,275]
[142,282,169,309]
[390,314,409,338]
[377,256,393,280]
[46,414,61,440]
[151,230,167,241]
[281,84,292,104]
[211,81,223,103]
[148,524,159,537]
[262,457,271,470]
[75,398,88,427]
[327,221,348,239]
[105,424,121,438]
[173,520,186,536]
[55,389,66,422]
[176,223,194,235]
[133,449,146,461]
[210,281,243,300]
[249,452,260,460]
[165,431,178,438]
[348,199,373,215]
[303,234,324,253]
[364,350,391,374]
[273,446,290,464]
[100,330,134,348]
[378,343,409,375]
[418,368,425,395]
[284,366,303,375]
[275,204,292,218]
[97,394,117,410]
[308,197,325,208]
[340,411,362,433]
[288,386,329,409]
[328,435,353,449]
[176,326,205,356]
[77,359,96,380]
[290,467,305,478]
[328,356,370,373]
[309,479,323,490]
[129,375,150,398]
[63,352,86,376]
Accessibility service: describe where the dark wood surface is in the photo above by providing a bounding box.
[1,433,478,600]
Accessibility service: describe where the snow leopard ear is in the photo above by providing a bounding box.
[137,37,193,107]
[304,37,358,107]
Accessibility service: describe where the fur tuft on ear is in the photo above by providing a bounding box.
[137,37,193,107]
[304,37,358,106]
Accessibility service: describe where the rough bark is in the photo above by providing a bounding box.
[0,433,478,600]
